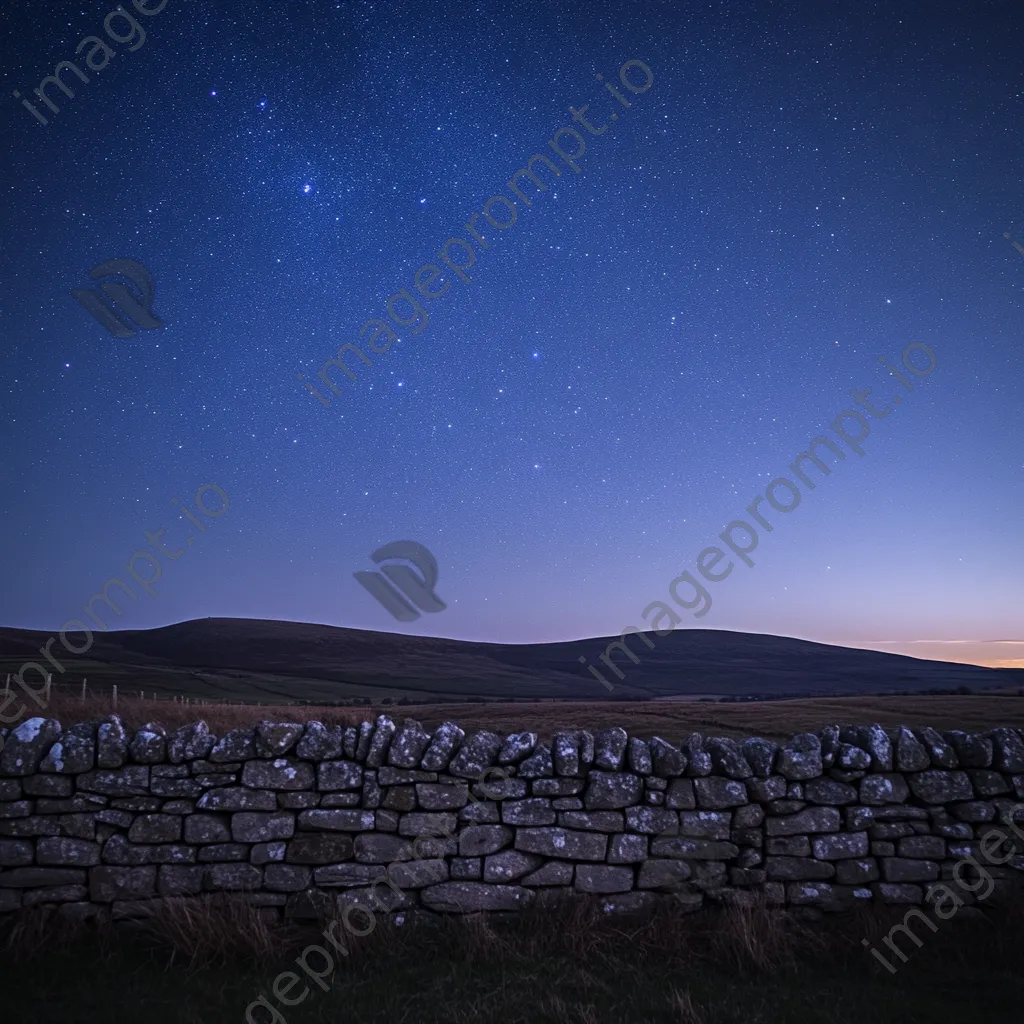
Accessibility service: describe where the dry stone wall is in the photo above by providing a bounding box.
[2,715,1024,920]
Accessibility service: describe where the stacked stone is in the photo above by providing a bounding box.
[1,716,1023,920]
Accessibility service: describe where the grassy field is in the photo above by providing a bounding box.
[27,689,1024,742]
[2,895,1021,1023]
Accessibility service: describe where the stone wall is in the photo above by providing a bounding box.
[2,715,1024,921]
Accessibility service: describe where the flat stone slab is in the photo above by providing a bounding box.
[421,881,534,912]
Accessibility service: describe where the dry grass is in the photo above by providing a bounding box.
[138,895,297,969]
[5,888,1024,976]
[25,688,1024,742]
[2,894,824,971]
[668,989,709,1024]
[1,903,107,961]
[4,892,1024,1023]
[26,689,371,736]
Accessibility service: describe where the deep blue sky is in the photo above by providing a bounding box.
[1,0,1022,670]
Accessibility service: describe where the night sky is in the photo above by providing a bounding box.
[1,1,1022,671]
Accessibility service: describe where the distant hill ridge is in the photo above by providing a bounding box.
[0,618,1020,704]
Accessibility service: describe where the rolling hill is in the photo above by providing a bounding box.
[0,617,1020,704]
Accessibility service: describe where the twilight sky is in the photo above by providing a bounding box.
[1,0,1022,671]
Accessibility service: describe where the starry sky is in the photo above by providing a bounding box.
[1,0,1022,671]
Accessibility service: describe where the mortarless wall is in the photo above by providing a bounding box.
[2,715,1024,920]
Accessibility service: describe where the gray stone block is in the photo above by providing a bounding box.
[859,773,910,806]
[364,716,397,769]
[649,838,739,860]
[608,833,648,864]
[649,738,685,777]
[908,771,974,803]
[297,810,375,832]
[766,856,835,881]
[483,850,544,882]
[451,856,482,880]
[625,806,679,835]
[678,810,732,841]
[584,771,642,810]
[416,783,470,809]
[553,733,580,777]
[421,881,534,912]
[521,860,573,885]
[317,760,363,791]
[777,734,822,781]
[694,777,748,809]
[89,866,156,902]
[398,812,458,837]
[388,720,432,768]
[37,837,101,866]
[286,834,354,864]
[352,834,415,863]
[205,864,263,890]
[767,836,810,856]
[448,731,502,778]
[498,732,538,765]
[881,858,939,883]
[515,827,608,861]
[263,864,313,891]
[129,814,182,844]
[295,722,344,761]
[637,859,691,889]
[897,836,946,859]
[420,722,465,772]
[231,812,295,842]
[664,778,696,810]
[575,864,634,893]
[197,787,276,812]
[0,839,34,866]
[501,799,556,826]
[835,858,879,884]
[593,728,628,771]
[812,832,869,860]
[558,810,624,832]
[254,722,303,758]
[765,807,840,836]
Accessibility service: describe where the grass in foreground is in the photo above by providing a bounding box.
[2,895,1022,1023]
